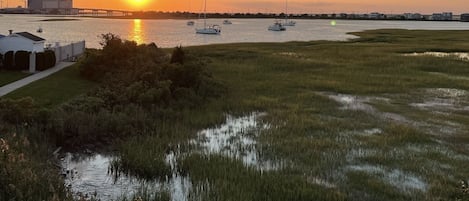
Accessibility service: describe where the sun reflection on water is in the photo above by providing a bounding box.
[130,19,145,44]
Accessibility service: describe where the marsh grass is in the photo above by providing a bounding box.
[2,29,469,201]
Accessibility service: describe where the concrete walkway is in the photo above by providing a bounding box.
[0,62,76,97]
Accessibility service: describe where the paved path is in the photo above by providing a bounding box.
[0,62,75,97]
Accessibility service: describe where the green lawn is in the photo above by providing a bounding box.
[4,64,97,107]
[0,70,30,87]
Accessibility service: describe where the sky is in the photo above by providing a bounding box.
[3,0,469,14]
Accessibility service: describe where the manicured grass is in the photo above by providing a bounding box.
[4,64,97,107]
[0,70,30,87]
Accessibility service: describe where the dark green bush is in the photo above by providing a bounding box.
[35,52,46,71]
[0,97,37,124]
[14,51,30,70]
[4,51,14,70]
[44,50,56,69]
[170,46,185,64]
[0,53,3,69]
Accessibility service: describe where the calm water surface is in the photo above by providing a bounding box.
[1,14,469,48]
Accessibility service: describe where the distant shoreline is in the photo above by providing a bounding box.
[0,12,467,22]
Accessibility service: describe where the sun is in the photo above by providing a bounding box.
[127,0,149,9]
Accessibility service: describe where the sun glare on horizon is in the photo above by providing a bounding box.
[127,0,149,9]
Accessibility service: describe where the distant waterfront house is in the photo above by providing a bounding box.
[431,12,453,21]
[404,13,422,20]
[461,14,469,22]
[0,32,45,54]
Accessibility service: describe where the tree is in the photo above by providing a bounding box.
[0,53,3,69]
[170,46,185,64]
[4,51,14,70]
[14,51,30,70]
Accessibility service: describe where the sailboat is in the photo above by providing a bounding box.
[268,20,286,31]
[282,0,296,26]
[196,0,221,34]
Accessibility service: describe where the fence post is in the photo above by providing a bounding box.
[55,42,61,63]
[71,42,74,59]
[29,51,36,73]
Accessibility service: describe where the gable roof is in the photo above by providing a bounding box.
[15,32,45,42]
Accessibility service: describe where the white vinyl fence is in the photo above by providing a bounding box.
[28,41,86,73]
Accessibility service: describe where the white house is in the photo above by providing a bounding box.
[0,32,45,54]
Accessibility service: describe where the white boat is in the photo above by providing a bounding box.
[196,24,221,34]
[268,21,286,31]
[196,0,221,35]
[282,0,296,26]
[187,21,195,26]
[223,19,232,25]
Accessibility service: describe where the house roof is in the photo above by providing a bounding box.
[15,32,45,42]
[0,34,4,38]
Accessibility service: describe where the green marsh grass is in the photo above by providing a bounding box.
[2,29,469,200]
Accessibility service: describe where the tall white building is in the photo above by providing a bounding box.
[28,0,73,10]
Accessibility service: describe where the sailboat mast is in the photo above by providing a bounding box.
[285,0,288,22]
[204,0,207,28]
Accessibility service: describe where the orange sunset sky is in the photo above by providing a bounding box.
[5,0,469,14]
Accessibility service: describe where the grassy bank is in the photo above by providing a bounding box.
[0,71,30,87]
[5,64,97,107]
[1,29,469,201]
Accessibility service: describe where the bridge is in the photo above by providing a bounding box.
[75,8,134,16]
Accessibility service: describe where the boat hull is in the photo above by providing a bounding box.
[196,28,221,34]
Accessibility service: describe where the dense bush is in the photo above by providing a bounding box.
[0,131,72,201]
[44,50,56,69]
[35,52,46,71]
[0,97,38,124]
[33,50,56,71]
[0,53,3,69]
[170,46,185,64]
[14,51,30,70]
[3,51,14,70]
[79,33,223,109]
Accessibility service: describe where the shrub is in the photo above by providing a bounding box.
[14,51,30,70]
[0,97,37,124]
[170,46,185,64]
[0,53,3,69]
[4,51,14,70]
[44,50,56,69]
[0,132,72,201]
[35,52,46,71]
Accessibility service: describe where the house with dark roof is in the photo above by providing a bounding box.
[0,31,45,54]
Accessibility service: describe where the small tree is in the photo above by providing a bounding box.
[170,46,185,64]
[35,52,46,71]
[0,53,3,69]
[44,50,56,68]
[4,51,14,70]
[14,51,30,70]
